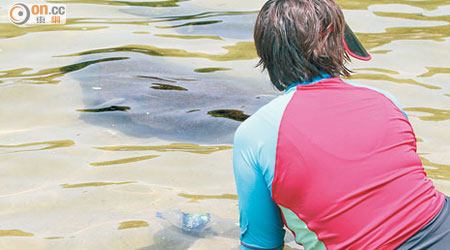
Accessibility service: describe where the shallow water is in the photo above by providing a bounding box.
[0,0,449,249]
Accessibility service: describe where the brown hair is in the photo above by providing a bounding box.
[254,0,351,91]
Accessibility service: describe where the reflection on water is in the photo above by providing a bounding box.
[155,34,223,40]
[49,0,187,8]
[207,110,250,122]
[370,50,392,54]
[373,11,450,23]
[421,156,450,180]
[0,22,107,39]
[354,68,400,75]
[61,181,137,188]
[404,107,450,121]
[194,67,231,73]
[138,75,177,82]
[77,105,131,112]
[357,25,450,51]
[90,154,160,167]
[0,230,34,237]
[118,220,149,230]
[156,20,222,29]
[0,140,75,153]
[419,67,450,78]
[178,193,238,202]
[59,42,257,61]
[0,0,448,249]
[94,143,231,154]
[151,83,188,91]
[336,0,448,10]
[45,236,64,240]
[349,72,440,89]
[0,57,128,85]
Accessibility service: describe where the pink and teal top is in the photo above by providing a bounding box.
[233,75,444,250]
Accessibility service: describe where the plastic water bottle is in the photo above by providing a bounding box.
[156,210,211,235]
[156,210,239,238]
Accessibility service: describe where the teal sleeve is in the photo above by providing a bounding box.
[233,125,285,250]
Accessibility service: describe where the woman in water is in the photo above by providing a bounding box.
[233,0,449,249]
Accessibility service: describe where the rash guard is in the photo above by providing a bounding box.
[233,75,445,250]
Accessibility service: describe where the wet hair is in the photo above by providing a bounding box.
[254,0,351,91]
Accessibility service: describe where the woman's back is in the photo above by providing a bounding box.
[271,77,444,249]
[233,76,445,250]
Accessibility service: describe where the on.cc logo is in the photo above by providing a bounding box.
[9,3,30,25]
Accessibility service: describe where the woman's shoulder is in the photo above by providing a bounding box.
[234,91,296,147]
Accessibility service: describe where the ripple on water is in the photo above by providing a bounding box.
[154,34,223,40]
[357,25,450,51]
[178,193,238,203]
[0,229,34,237]
[90,154,160,167]
[60,181,137,188]
[77,105,132,112]
[0,57,129,85]
[93,143,232,154]
[0,22,107,39]
[0,140,75,154]
[48,0,187,8]
[150,83,188,91]
[418,67,450,78]
[336,0,449,10]
[45,236,64,240]
[194,67,231,73]
[404,107,450,121]
[57,42,258,62]
[207,109,250,122]
[348,72,441,89]
[118,220,149,230]
[420,156,450,181]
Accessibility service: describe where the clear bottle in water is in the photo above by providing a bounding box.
[156,210,239,238]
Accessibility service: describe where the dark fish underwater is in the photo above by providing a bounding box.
[74,53,276,144]
[66,5,276,144]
